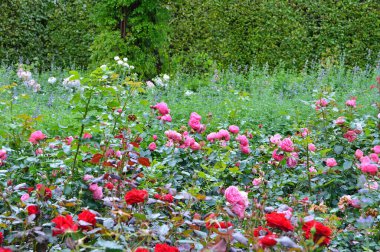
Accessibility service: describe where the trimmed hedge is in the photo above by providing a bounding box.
[0,0,95,69]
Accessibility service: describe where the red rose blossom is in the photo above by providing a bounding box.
[154,243,179,252]
[105,182,114,190]
[125,189,149,205]
[205,220,233,229]
[259,234,277,247]
[265,212,294,231]
[154,193,174,203]
[0,232,3,244]
[0,248,12,252]
[36,184,52,200]
[51,215,78,236]
[302,220,332,246]
[135,248,149,252]
[78,210,96,228]
[253,226,272,237]
[27,205,39,215]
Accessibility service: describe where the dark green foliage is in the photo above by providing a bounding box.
[169,0,380,72]
[0,0,95,69]
[90,0,170,78]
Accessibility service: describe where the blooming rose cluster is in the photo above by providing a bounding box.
[89,184,103,200]
[151,102,172,122]
[356,148,379,175]
[154,193,174,203]
[188,112,205,133]
[302,220,332,246]
[236,134,250,154]
[315,98,329,111]
[125,189,149,205]
[224,186,249,219]
[207,129,230,143]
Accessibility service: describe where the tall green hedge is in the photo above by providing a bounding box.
[169,0,380,71]
[0,0,95,69]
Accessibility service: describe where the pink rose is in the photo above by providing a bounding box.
[373,146,380,154]
[153,135,157,141]
[83,174,94,181]
[151,102,170,115]
[286,156,297,168]
[326,158,337,167]
[83,133,92,139]
[252,178,262,186]
[370,153,379,163]
[148,142,157,151]
[343,130,357,142]
[65,136,74,145]
[334,116,346,125]
[280,138,294,152]
[35,148,43,156]
[228,125,240,134]
[29,131,46,144]
[161,114,172,122]
[207,132,218,142]
[308,143,316,152]
[190,142,201,150]
[272,149,284,161]
[355,149,363,159]
[270,134,282,145]
[21,193,30,202]
[345,97,357,108]
[0,149,7,160]
[236,135,249,146]
[240,145,250,154]
[309,166,317,173]
[217,129,230,141]
[89,184,103,200]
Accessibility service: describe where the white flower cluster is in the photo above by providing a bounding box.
[114,56,135,70]
[16,66,41,92]
[148,74,170,88]
[62,76,81,90]
[48,77,57,84]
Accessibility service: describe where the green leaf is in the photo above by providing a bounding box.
[334,145,344,154]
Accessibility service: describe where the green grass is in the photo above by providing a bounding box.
[0,64,378,144]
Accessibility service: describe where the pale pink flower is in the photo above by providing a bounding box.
[29,131,46,144]
[301,128,309,137]
[364,181,378,190]
[146,81,155,88]
[309,166,317,173]
[355,149,363,159]
[83,133,92,139]
[83,174,94,181]
[35,148,43,156]
[326,158,337,167]
[153,135,157,141]
[308,143,316,152]
[190,142,201,150]
[334,116,346,125]
[115,151,122,158]
[148,142,156,151]
[21,193,30,202]
[270,134,282,145]
[228,125,240,134]
[252,178,262,186]
[286,156,297,168]
[280,138,294,152]
[165,130,182,142]
[89,184,103,200]
[373,146,380,154]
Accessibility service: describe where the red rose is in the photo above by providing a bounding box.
[265,212,294,231]
[253,226,272,237]
[259,234,277,247]
[51,215,78,236]
[0,232,3,244]
[0,248,12,252]
[154,193,174,203]
[105,182,114,190]
[125,189,148,205]
[36,184,52,200]
[78,210,96,228]
[27,205,39,215]
[205,220,233,229]
[154,243,179,252]
[135,248,149,252]
[302,220,332,246]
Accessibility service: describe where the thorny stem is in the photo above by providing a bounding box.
[71,89,94,179]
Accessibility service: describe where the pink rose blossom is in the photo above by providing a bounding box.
[364,181,378,190]
[21,193,30,202]
[308,143,316,152]
[370,153,379,163]
[83,133,92,139]
[83,174,94,181]
[224,186,249,218]
[89,184,103,200]
[228,125,240,134]
[153,135,157,141]
[355,149,363,159]
[345,97,357,108]
[35,148,43,156]
[252,178,262,186]
[148,142,157,151]
[0,149,7,160]
[373,146,380,154]
[272,149,284,161]
[115,151,122,158]
[160,114,172,122]
[207,132,218,142]
[165,130,182,142]
[270,134,282,145]
[151,102,170,115]
[309,166,317,173]
[343,130,357,142]
[65,136,74,145]
[29,131,46,144]
[301,128,309,137]
[286,156,297,168]
[315,98,329,110]
[334,116,345,125]
[190,142,201,150]
[280,138,294,152]
[326,158,337,167]
[236,135,249,146]
[217,129,230,141]
[240,145,250,154]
